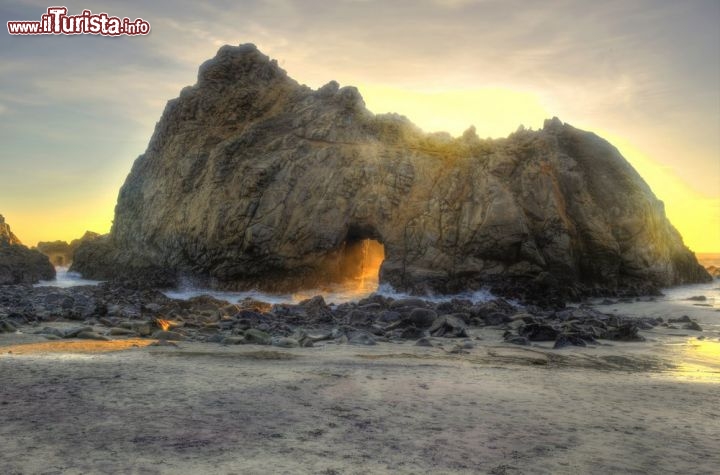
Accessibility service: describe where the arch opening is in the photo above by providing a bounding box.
[335,238,385,295]
[294,225,386,301]
[334,224,385,295]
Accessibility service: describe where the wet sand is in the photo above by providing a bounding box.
[1,296,719,475]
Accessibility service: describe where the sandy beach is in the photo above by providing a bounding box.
[2,2,719,474]
[1,284,718,475]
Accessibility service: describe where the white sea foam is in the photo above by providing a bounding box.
[34,267,102,288]
[660,280,720,309]
[162,281,500,305]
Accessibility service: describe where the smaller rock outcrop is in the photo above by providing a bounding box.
[37,231,100,266]
[705,265,720,279]
[0,214,55,285]
[0,214,21,245]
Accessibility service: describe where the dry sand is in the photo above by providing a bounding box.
[1,295,719,474]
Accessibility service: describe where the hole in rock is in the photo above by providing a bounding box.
[293,237,386,302]
[335,238,385,294]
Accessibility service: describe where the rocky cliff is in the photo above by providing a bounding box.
[37,231,100,266]
[71,44,710,303]
[0,214,55,284]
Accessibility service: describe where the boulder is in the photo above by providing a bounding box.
[63,326,94,338]
[272,337,300,348]
[428,314,468,338]
[605,323,644,341]
[347,330,376,345]
[76,331,110,341]
[393,326,421,340]
[415,337,433,347]
[518,322,560,341]
[403,308,438,328]
[504,334,531,346]
[243,328,272,345]
[669,315,693,323]
[553,333,588,349]
[298,295,334,322]
[0,319,17,333]
[683,321,703,332]
[0,215,55,285]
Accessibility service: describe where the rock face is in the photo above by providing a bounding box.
[0,214,55,285]
[0,214,21,246]
[37,231,100,266]
[72,44,710,302]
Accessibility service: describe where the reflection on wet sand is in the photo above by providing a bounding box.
[670,339,720,383]
[0,339,154,356]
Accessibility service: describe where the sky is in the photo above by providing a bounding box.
[0,0,718,252]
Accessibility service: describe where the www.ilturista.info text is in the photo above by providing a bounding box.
[7,7,150,36]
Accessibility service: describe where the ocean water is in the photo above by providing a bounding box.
[598,276,720,383]
[34,267,102,288]
[163,281,498,306]
[33,266,719,309]
[32,266,497,304]
[659,280,720,309]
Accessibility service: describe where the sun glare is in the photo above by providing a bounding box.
[360,86,719,253]
[672,339,720,383]
[594,131,720,254]
[359,85,549,138]
[6,195,114,248]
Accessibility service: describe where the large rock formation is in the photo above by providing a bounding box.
[72,44,710,303]
[0,214,55,284]
[37,231,100,267]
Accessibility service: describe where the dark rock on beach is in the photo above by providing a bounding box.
[604,322,644,341]
[0,279,679,355]
[404,308,438,328]
[504,334,531,346]
[0,281,634,350]
[519,322,560,341]
[553,333,588,349]
[499,305,656,346]
[428,314,468,338]
[243,328,272,345]
[0,215,55,285]
[682,321,703,332]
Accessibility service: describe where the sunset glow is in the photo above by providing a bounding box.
[1,1,717,253]
[5,84,718,254]
[362,88,720,253]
